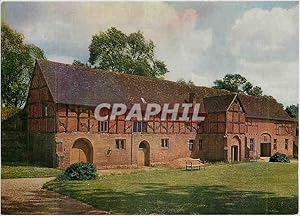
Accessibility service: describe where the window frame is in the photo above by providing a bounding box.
[285,139,288,150]
[99,121,109,133]
[188,139,194,151]
[41,102,48,117]
[115,139,126,150]
[199,139,203,151]
[249,138,255,151]
[161,138,169,149]
[133,121,147,133]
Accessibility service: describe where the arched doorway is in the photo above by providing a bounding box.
[70,138,93,165]
[260,133,271,157]
[231,136,241,162]
[137,141,150,166]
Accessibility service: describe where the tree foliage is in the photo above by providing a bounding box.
[88,27,168,77]
[1,22,46,107]
[72,60,89,67]
[285,104,298,119]
[212,74,263,96]
[176,78,195,86]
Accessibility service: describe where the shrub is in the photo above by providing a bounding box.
[62,162,97,180]
[269,152,290,163]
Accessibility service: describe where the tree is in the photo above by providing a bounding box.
[212,74,263,96]
[176,78,195,86]
[88,27,168,77]
[72,60,89,67]
[1,22,46,108]
[285,104,298,119]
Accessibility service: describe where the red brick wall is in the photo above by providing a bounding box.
[55,132,197,168]
[245,118,295,158]
[194,97,296,162]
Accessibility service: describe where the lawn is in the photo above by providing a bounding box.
[44,162,298,214]
[1,164,62,179]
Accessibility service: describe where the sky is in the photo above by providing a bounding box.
[2,1,299,106]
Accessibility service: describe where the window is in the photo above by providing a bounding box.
[199,139,203,151]
[161,139,169,149]
[250,138,255,151]
[285,139,288,150]
[116,139,126,149]
[99,121,108,132]
[188,140,194,151]
[42,103,48,117]
[264,135,267,142]
[273,139,277,150]
[133,121,147,132]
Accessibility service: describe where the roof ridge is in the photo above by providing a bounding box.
[36,59,227,92]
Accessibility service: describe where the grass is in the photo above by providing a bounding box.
[44,162,298,214]
[1,163,62,179]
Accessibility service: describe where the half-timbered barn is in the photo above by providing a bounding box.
[26,60,297,168]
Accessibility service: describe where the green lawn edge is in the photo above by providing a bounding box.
[43,162,298,214]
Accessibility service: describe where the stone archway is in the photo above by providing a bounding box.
[70,138,93,165]
[137,141,150,166]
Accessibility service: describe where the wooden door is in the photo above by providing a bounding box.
[137,148,145,166]
[261,143,271,157]
[70,148,88,164]
[231,146,238,161]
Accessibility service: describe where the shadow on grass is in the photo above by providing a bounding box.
[46,181,298,214]
[1,190,108,214]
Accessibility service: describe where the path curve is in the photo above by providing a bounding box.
[1,177,108,214]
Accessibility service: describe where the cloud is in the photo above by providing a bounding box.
[3,2,213,82]
[228,6,298,105]
[238,60,298,105]
[229,6,298,61]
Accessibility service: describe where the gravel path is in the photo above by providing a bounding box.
[1,177,108,214]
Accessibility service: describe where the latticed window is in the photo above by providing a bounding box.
[42,102,48,117]
[99,121,108,132]
[188,140,194,151]
[161,139,169,148]
[133,121,147,132]
[250,138,255,151]
[199,139,203,150]
[116,139,126,149]
[285,139,288,150]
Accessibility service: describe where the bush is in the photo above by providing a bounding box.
[61,162,97,180]
[269,152,290,163]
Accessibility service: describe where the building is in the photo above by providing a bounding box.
[194,94,297,162]
[26,60,297,168]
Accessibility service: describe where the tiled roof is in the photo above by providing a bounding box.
[36,60,293,121]
[36,60,228,107]
[238,94,292,121]
[203,93,293,121]
[203,94,237,113]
